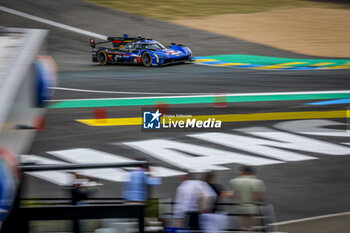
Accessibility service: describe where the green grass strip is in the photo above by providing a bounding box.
[49,92,350,108]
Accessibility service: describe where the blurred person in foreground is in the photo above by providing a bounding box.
[230,166,266,232]
[123,160,161,203]
[173,172,216,230]
[122,161,162,230]
[70,172,102,205]
[69,172,103,233]
[200,172,230,233]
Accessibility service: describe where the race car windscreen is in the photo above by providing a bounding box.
[139,43,165,50]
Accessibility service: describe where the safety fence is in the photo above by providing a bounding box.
[18,164,277,232]
[18,202,145,233]
[20,197,277,233]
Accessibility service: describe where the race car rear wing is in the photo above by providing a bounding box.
[90,34,148,48]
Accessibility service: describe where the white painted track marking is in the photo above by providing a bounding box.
[275,119,350,137]
[47,148,135,182]
[190,131,317,162]
[47,148,185,180]
[272,211,350,226]
[190,126,350,163]
[51,86,212,95]
[236,127,350,155]
[0,5,107,40]
[22,120,350,185]
[48,89,350,102]
[21,155,73,186]
[124,139,282,172]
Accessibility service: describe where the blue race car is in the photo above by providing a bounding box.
[90,34,192,67]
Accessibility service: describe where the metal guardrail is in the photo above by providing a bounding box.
[18,203,145,233]
[19,162,275,232]
[20,198,277,232]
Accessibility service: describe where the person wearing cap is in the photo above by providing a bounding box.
[229,166,266,232]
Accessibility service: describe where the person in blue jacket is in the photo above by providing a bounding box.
[123,161,161,203]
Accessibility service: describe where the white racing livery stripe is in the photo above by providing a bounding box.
[0,5,107,40]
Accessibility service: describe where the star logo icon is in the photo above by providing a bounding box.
[151,109,162,122]
[143,110,162,129]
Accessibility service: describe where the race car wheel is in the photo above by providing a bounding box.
[142,52,152,67]
[97,50,108,65]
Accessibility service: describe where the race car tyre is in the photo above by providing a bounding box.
[142,52,152,67]
[97,50,108,65]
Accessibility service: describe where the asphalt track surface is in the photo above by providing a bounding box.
[2,0,350,223]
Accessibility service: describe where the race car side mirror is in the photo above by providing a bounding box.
[90,38,96,48]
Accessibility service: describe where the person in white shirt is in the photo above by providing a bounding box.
[173,173,216,230]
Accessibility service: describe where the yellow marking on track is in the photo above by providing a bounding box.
[254,65,290,69]
[278,62,308,66]
[194,59,218,63]
[309,62,334,66]
[321,65,350,69]
[76,110,349,126]
[77,117,141,126]
[216,63,248,66]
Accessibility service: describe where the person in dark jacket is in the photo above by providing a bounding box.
[199,172,229,233]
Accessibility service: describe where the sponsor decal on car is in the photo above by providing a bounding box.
[166,50,181,55]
